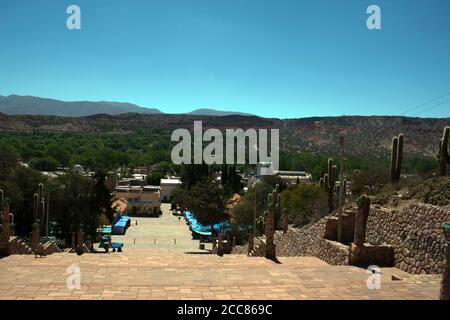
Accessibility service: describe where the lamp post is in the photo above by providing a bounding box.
[440,220,450,300]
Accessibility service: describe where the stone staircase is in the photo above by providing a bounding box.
[6,237,33,254]
[1,237,63,256]
[35,241,63,256]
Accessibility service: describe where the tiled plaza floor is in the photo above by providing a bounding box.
[109,204,212,252]
[0,204,442,300]
[0,252,441,300]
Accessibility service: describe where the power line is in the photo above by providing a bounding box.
[400,91,450,115]
[411,98,450,117]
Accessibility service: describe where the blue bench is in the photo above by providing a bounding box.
[99,236,123,252]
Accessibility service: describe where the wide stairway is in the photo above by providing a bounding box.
[0,250,440,300]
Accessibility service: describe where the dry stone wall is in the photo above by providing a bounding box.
[233,217,350,265]
[232,202,449,274]
[366,203,449,274]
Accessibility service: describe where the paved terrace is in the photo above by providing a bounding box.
[109,203,212,252]
[0,251,441,300]
[0,204,442,300]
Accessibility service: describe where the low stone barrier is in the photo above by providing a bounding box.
[233,202,449,274]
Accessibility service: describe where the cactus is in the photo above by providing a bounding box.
[38,183,45,221]
[247,233,254,255]
[76,223,85,255]
[354,195,370,247]
[1,206,11,243]
[31,219,40,251]
[264,184,282,259]
[438,126,450,176]
[390,134,404,183]
[264,208,276,260]
[38,183,44,201]
[40,199,45,227]
[322,158,337,212]
[274,184,281,229]
[266,184,281,229]
[33,193,39,220]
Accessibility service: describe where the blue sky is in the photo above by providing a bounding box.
[0,0,449,118]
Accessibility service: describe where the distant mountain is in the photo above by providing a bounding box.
[0,95,252,117]
[0,95,163,116]
[186,108,253,117]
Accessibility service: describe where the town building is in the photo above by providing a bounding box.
[114,185,161,216]
[160,177,182,202]
[274,170,312,185]
[255,162,312,184]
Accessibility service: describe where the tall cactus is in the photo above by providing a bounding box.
[354,195,370,247]
[390,134,404,183]
[35,183,46,232]
[273,184,281,229]
[31,219,40,251]
[264,207,276,260]
[438,126,450,176]
[322,158,336,212]
[264,186,279,260]
[33,193,39,220]
[38,183,44,201]
[1,206,11,243]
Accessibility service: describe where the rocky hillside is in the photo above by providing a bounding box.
[0,112,448,157]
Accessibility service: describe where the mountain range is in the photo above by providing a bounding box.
[0,95,251,117]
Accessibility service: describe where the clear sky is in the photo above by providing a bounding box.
[0,0,449,118]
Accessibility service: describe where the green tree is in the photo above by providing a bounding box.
[30,156,58,171]
[147,171,165,186]
[186,177,229,243]
[281,184,328,227]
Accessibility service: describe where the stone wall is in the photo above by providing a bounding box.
[232,217,350,266]
[366,203,449,274]
[232,202,449,274]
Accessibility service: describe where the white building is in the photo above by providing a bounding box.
[160,178,182,202]
[256,162,274,176]
[255,162,312,184]
[274,171,312,184]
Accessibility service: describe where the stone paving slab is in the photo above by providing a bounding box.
[0,252,441,300]
[108,203,212,252]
